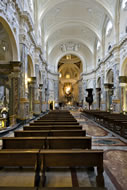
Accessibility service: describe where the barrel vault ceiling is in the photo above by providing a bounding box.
[37,0,117,69]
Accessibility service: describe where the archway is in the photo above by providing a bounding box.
[120,57,127,112]
[0,17,19,61]
[58,54,82,109]
[0,20,19,127]
[0,79,10,127]
[55,51,86,73]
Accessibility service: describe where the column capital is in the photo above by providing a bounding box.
[119,76,127,84]
[10,61,22,73]
[104,83,113,89]
[28,77,37,86]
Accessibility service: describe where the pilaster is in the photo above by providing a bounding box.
[101,74,106,110]
[9,61,22,125]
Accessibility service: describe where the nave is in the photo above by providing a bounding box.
[0,111,126,190]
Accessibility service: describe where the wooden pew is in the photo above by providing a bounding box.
[29,124,80,127]
[38,113,76,121]
[40,115,74,118]
[40,117,74,120]
[96,115,127,137]
[0,150,40,187]
[0,188,36,190]
[0,187,107,190]
[1,137,46,149]
[32,120,78,123]
[37,119,77,122]
[38,114,76,120]
[14,130,86,137]
[46,137,91,149]
[1,137,91,150]
[39,188,107,190]
[82,110,127,138]
[41,114,73,117]
[40,150,104,187]
[23,126,82,131]
[30,122,79,126]
[111,121,127,138]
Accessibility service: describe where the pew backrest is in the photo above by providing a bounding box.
[0,150,39,167]
[1,137,46,149]
[14,130,86,137]
[1,137,91,150]
[23,126,82,131]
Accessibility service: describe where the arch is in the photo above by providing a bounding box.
[39,70,42,81]
[0,15,19,61]
[120,57,127,76]
[27,55,35,77]
[0,75,10,89]
[55,51,86,73]
[45,20,101,44]
[96,77,101,88]
[106,69,114,83]
[39,0,113,24]
[59,62,81,73]
[58,59,82,80]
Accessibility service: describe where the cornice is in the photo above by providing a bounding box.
[47,70,59,76]
[36,45,43,54]
[29,31,36,46]
[13,0,23,14]
[35,46,45,63]
[20,11,34,31]
[84,35,127,76]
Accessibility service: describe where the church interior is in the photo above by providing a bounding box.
[0,0,127,190]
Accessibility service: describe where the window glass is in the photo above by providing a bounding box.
[106,21,113,36]
[122,0,127,9]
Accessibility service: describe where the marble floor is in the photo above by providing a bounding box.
[0,111,127,190]
[72,111,127,190]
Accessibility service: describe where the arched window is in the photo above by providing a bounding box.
[106,20,113,36]
[97,41,100,51]
[122,0,127,9]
